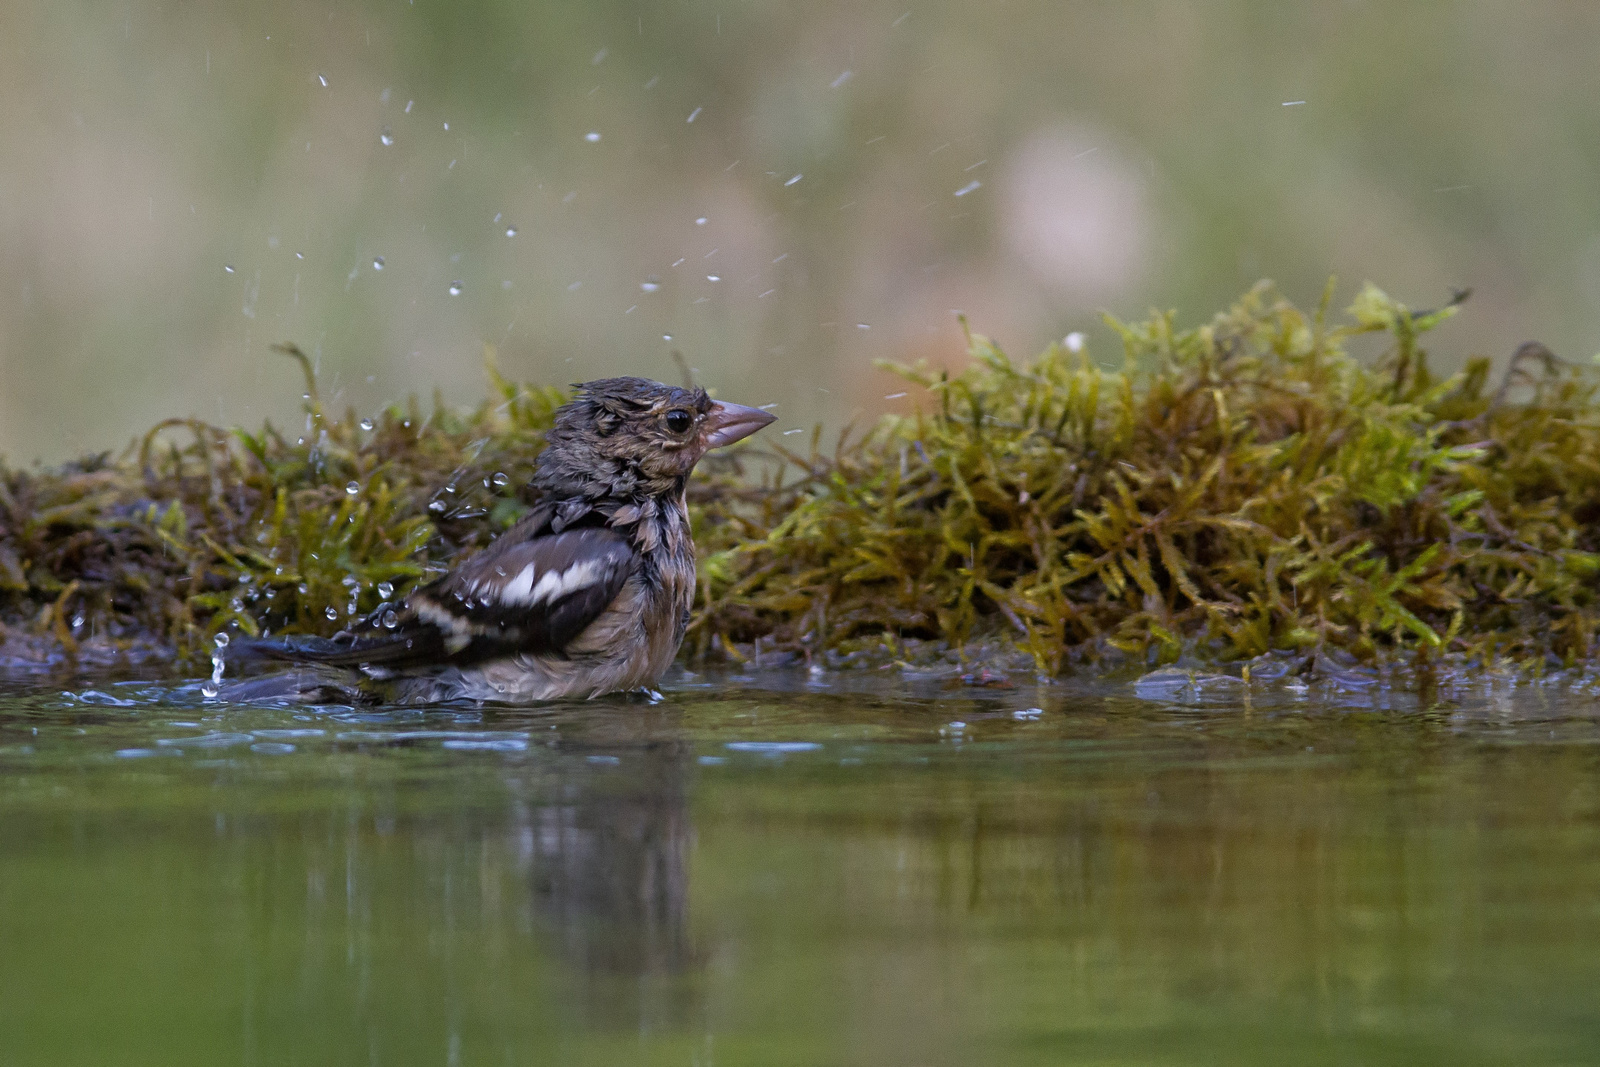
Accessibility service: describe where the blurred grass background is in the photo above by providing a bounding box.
[1,0,1596,462]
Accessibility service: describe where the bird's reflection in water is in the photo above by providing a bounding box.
[500,709,699,1029]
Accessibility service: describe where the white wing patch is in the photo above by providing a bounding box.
[415,599,474,653]
[500,558,607,607]
[499,565,536,604]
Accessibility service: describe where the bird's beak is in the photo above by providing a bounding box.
[701,401,777,449]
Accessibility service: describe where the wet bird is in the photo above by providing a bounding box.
[229,377,775,703]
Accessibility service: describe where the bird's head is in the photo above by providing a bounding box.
[533,376,777,499]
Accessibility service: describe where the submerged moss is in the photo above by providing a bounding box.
[3,282,1599,676]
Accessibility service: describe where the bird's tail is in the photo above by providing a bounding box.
[227,631,445,671]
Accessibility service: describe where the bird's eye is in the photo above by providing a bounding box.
[664,409,693,434]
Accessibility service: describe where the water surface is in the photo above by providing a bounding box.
[2,669,1598,1065]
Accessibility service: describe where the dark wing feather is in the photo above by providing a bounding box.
[244,524,636,671]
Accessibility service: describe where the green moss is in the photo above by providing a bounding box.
[4,283,1599,676]
[693,280,1600,674]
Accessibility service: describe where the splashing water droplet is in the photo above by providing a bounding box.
[954,180,982,197]
[448,281,464,296]
[345,481,360,495]
[706,274,721,282]
[223,265,235,274]
[503,225,518,237]
[1064,331,1086,353]
[317,73,328,87]
[297,583,309,595]
[640,278,661,292]
[491,472,510,487]
[584,131,601,143]
[372,256,385,271]
[377,581,395,599]
[325,606,339,620]
[662,334,673,342]
[695,217,708,225]
[857,323,871,330]
[429,500,446,512]
[784,173,802,186]
[359,418,374,431]
[208,633,228,692]
[379,128,394,146]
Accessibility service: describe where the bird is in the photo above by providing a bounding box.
[226,377,776,703]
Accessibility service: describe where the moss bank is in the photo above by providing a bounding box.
[3,282,1599,677]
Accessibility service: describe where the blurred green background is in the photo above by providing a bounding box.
[3,0,1597,462]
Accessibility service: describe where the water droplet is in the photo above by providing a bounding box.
[448,281,464,296]
[377,581,395,598]
[317,73,328,87]
[214,632,230,647]
[695,216,707,225]
[297,583,309,594]
[428,500,446,512]
[1064,331,1086,353]
[325,606,339,620]
[359,418,374,431]
[504,226,517,237]
[706,274,721,282]
[954,180,982,197]
[201,683,219,699]
[584,131,601,143]
[345,481,360,495]
[784,173,803,186]
[857,322,871,330]
[491,472,510,487]
[379,128,394,146]
[662,334,674,342]
[382,610,399,629]
[223,265,235,273]
[640,278,661,292]
[686,106,702,123]
[372,256,385,271]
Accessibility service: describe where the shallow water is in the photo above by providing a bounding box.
[3,669,1600,1065]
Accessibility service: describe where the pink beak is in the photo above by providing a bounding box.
[702,401,777,449]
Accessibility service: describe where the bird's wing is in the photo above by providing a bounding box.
[248,524,636,671]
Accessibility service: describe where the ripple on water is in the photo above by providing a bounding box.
[156,732,254,749]
[440,738,528,752]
